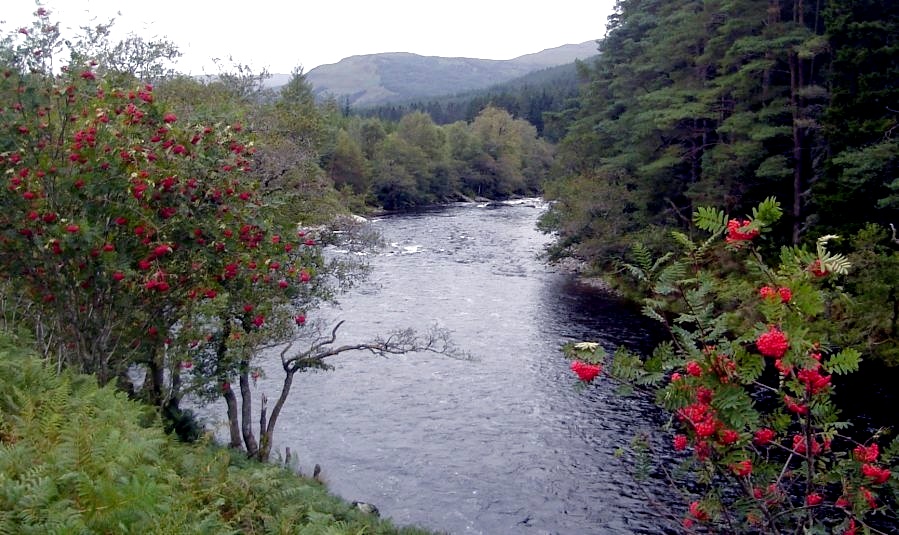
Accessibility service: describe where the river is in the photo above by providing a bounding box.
[210,200,674,534]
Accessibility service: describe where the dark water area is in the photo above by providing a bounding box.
[833,359,899,438]
[200,200,679,534]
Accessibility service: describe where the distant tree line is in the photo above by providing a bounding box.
[322,107,554,209]
[352,61,589,141]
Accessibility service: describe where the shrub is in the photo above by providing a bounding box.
[567,199,897,533]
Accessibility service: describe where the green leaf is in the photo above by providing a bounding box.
[655,261,688,292]
[670,231,696,253]
[824,348,861,375]
[768,411,792,432]
[693,206,727,234]
[671,325,698,348]
[712,385,760,430]
[736,352,765,385]
[751,197,783,227]
[811,396,841,423]
[656,382,694,411]
[635,371,665,386]
[610,347,647,383]
[651,342,677,368]
[883,434,899,461]
[623,262,647,282]
[649,252,674,274]
[641,304,666,323]
[630,242,653,272]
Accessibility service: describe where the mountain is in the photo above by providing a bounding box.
[303,41,598,107]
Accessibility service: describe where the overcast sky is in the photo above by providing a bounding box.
[3,1,617,74]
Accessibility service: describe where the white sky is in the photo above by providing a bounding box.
[3,1,616,74]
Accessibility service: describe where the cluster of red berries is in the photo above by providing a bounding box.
[570,360,602,382]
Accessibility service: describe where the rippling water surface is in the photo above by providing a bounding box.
[204,200,674,534]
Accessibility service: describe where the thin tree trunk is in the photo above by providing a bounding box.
[238,366,258,456]
[790,51,804,244]
[145,358,165,406]
[223,386,242,449]
[170,366,182,409]
[257,393,268,461]
[763,0,781,100]
[259,368,297,462]
[216,321,243,449]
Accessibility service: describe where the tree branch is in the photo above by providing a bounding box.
[285,322,465,373]
[257,322,466,461]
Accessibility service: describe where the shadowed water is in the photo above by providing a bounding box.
[202,200,676,534]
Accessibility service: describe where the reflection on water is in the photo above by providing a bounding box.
[199,200,674,534]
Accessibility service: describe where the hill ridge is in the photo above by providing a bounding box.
[303,41,598,107]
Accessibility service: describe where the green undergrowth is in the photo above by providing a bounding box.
[0,333,434,535]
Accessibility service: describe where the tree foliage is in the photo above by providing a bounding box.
[325,106,553,209]
[541,0,898,271]
[0,8,369,462]
[0,8,475,471]
[567,199,898,533]
[539,0,899,371]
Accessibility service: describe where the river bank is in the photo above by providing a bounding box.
[0,337,436,535]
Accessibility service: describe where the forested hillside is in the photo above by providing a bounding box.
[355,60,592,140]
[543,0,898,264]
[316,61,593,209]
[539,0,899,370]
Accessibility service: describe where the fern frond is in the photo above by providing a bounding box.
[821,252,852,275]
[622,262,647,283]
[610,348,648,383]
[656,382,694,411]
[630,242,654,272]
[670,231,696,253]
[654,261,688,295]
[816,235,852,274]
[694,232,724,259]
[751,197,783,227]
[641,303,666,323]
[825,348,861,375]
[693,206,728,234]
[810,396,841,423]
[736,351,765,385]
[712,385,760,429]
[671,325,698,348]
[650,252,674,274]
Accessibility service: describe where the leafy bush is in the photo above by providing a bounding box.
[567,199,898,533]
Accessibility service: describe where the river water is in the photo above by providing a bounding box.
[210,200,674,534]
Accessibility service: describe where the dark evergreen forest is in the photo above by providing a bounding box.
[538,0,899,366]
[543,0,898,263]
